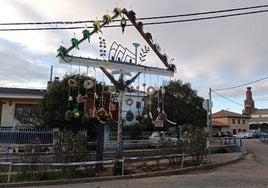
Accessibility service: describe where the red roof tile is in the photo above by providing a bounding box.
[212,110,249,119]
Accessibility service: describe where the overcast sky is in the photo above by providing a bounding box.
[0,0,268,114]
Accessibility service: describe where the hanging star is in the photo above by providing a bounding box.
[71,37,79,49]
[82,29,90,42]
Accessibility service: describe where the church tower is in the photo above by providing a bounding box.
[243,87,255,115]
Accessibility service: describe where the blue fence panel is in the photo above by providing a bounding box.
[0,130,53,144]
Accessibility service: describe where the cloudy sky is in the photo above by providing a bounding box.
[0,0,268,114]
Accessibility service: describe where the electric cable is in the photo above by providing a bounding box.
[213,76,268,91]
[1,4,268,31]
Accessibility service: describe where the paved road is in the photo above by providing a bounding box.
[26,139,268,188]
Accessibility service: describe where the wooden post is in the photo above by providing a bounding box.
[117,90,124,153]
[7,163,12,183]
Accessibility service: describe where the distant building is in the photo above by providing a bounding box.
[0,87,46,128]
[212,110,250,135]
[242,87,268,130]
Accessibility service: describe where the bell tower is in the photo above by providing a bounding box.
[243,87,255,115]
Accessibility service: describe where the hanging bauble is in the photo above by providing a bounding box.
[68,79,78,88]
[68,96,73,101]
[77,95,84,103]
[136,86,140,90]
[146,86,155,95]
[126,110,134,121]
[142,83,146,87]
[83,79,94,89]
[159,112,167,120]
[125,97,134,106]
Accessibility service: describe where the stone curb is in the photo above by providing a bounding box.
[0,152,247,188]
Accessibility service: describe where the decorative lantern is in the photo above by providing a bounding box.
[121,17,126,33]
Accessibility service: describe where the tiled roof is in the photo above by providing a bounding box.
[212,110,250,119]
[0,87,46,96]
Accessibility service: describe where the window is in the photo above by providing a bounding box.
[15,104,40,123]
[238,119,240,124]
[232,119,235,124]
[243,119,245,124]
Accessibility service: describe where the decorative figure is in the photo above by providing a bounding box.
[121,17,126,33]
[103,14,113,24]
[82,29,90,42]
[93,20,102,34]
[71,34,79,49]
[113,7,122,16]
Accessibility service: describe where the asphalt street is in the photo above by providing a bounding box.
[22,139,268,188]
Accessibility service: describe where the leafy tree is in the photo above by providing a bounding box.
[41,73,103,132]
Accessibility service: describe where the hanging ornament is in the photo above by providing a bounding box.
[159,112,167,120]
[97,107,108,124]
[82,29,90,42]
[146,86,155,95]
[93,20,102,34]
[103,14,113,24]
[68,96,73,101]
[125,97,134,106]
[83,79,95,89]
[113,7,122,17]
[136,101,141,109]
[77,94,84,103]
[154,116,163,127]
[121,17,126,33]
[126,110,134,121]
[68,79,78,88]
[71,38,79,49]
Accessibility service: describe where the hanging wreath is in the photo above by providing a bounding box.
[125,97,134,106]
[68,79,78,87]
[97,107,108,124]
[83,79,94,89]
[146,86,155,95]
[126,110,134,121]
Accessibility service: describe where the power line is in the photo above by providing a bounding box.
[1,4,268,26]
[213,76,268,91]
[1,5,268,31]
[211,90,244,107]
